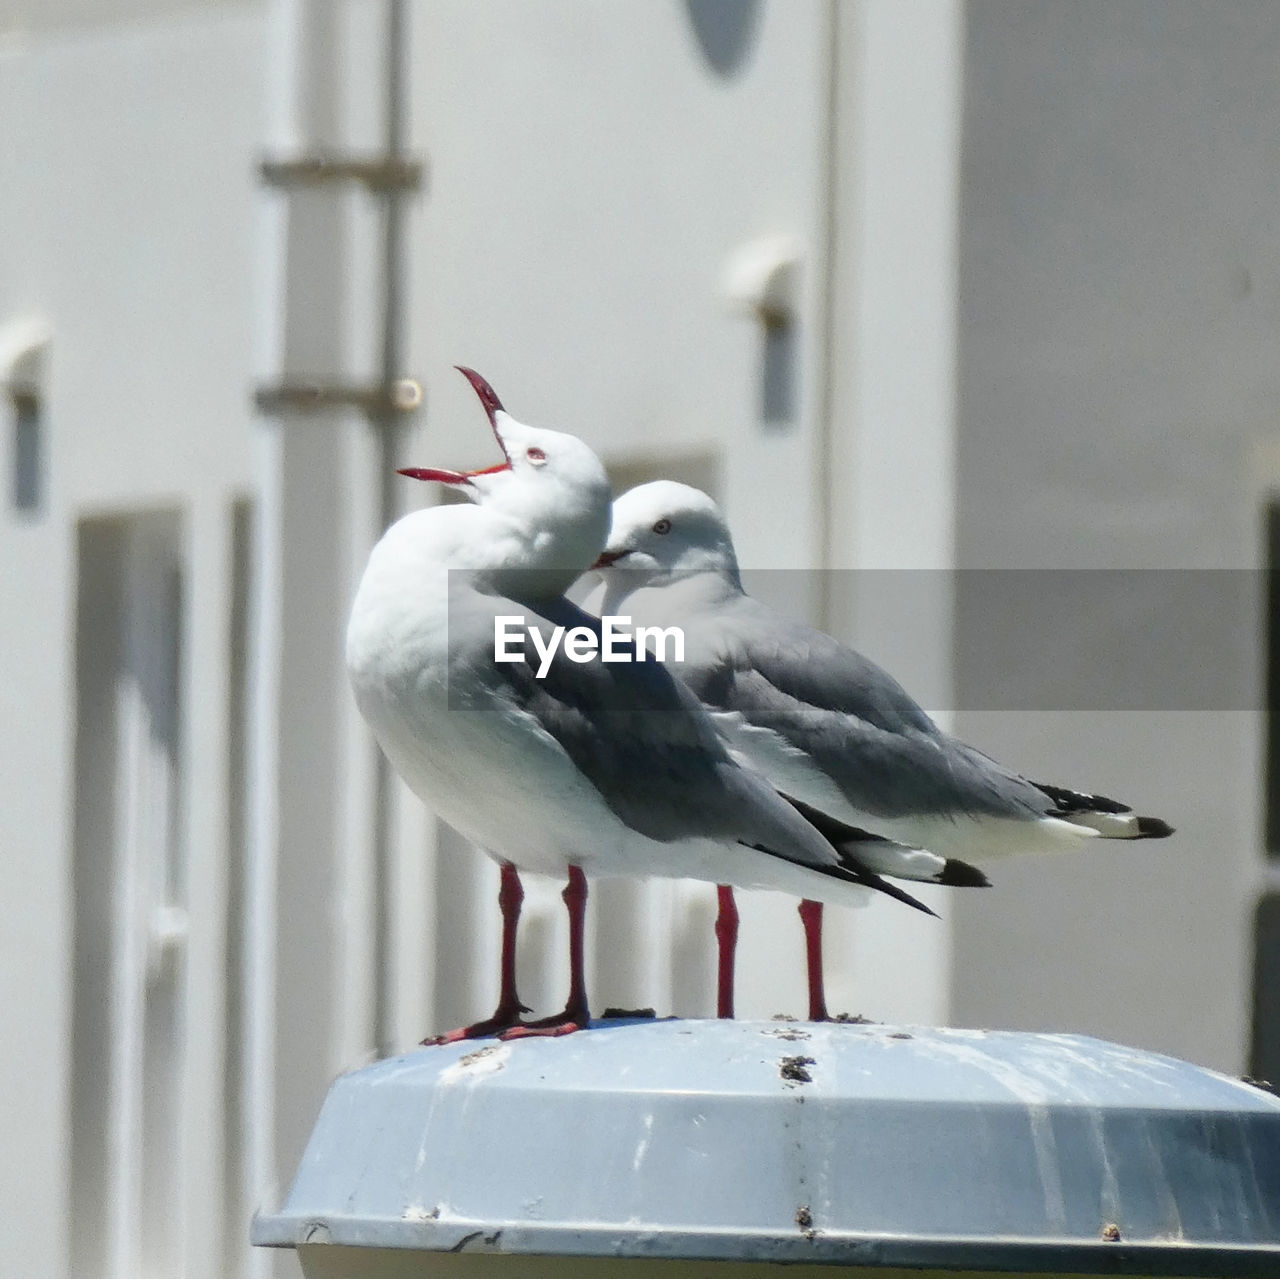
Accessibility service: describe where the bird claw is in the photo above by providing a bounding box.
[421,1000,532,1045]
[498,1018,584,1041]
[497,1001,591,1040]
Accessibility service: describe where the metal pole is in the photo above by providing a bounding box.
[372,0,410,1058]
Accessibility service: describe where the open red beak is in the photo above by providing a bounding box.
[591,549,628,570]
[398,367,514,486]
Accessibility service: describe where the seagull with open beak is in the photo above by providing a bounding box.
[346,368,943,1041]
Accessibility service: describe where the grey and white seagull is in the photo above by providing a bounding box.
[346,372,961,1041]
[592,480,1174,1017]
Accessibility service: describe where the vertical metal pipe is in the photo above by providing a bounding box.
[371,0,410,1057]
[244,0,301,1263]
[813,0,843,634]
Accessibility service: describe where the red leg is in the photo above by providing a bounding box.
[798,898,829,1023]
[424,861,531,1045]
[502,865,590,1039]
[496,861,526,1015]
[561,864,590,1023]
[715,884,739,1019]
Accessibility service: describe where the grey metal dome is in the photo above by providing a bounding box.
[254,1018,1280,1274]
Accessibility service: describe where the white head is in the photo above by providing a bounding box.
[594,481,741,589]
[399,367,611,596]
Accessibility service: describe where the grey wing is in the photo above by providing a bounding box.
[683,596,1055,824]
[453,595,841,864]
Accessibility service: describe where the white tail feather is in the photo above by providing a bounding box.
[1061,810,1143,838]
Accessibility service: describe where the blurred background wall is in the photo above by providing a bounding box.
[1,2,1275,1277]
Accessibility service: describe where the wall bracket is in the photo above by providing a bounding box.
[258,153,425,194]
[253,379,423,418]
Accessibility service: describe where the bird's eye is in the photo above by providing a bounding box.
[526,446,547,466]
[652,518,672,535]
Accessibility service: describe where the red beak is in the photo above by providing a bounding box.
[397,461,508,485]
[591,549,628,569]
[398,366,514,486]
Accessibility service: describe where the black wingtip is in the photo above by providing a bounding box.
[1136,816,1175,839]
[908,892,940,920]
[863,871,939,918]
[1032,779,1132,816]
[737,837,940,918]
[937,858,991,888]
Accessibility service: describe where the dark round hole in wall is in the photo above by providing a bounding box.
[684,0,762,77]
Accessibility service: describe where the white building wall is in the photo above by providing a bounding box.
[950,0,1274,1073]
[0,4,265,1277]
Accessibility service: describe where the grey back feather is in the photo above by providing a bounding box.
[676,592,1056,823]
